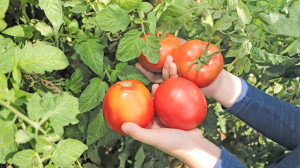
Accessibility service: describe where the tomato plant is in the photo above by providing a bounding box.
[175,40,224,88]
[103,79,154,135]
[115,0,142,10]
[138,33,182,72]
[154,77,207,130]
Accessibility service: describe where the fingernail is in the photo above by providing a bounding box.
[122,124,132,134]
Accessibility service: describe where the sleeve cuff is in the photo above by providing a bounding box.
[214,147,246,168]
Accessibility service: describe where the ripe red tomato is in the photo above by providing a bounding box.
[154,77,207,130]
[174,40,224,88]
[103,79,154,135]
[138,33,182,72]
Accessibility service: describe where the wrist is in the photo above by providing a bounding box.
[176,138,221,168]
[201,70,242,108]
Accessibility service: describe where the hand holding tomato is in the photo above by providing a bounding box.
[121,84,221,168]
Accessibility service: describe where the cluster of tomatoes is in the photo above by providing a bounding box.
[103,33,224,135]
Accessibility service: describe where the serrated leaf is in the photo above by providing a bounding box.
[0,0,9,19]
[39,0,63,34]
[35,21,55,37]
[12,149,36,168]
[75,38,104,77]
[2,25,35,38]
[234,57,250,75]
[134,145,145,168]
[115,63,150,85]
[35,137,55,156]
[0,120,17,164]
[147,11,156,36]
[0,38,15,74]
[0,20,7,31]
[0,74,7,91]
[213,15,232,32]
[137,2,153,13]
[70,2,87,13]
[115,0,141,10]
[236,0,251,26]
[95,4,130,33]
[18,43,69,74]
[68,19,79,34]
[65,68,85,93]
[116,30,145,62]
[226,41,252,58]
[142,35,161,64]
[15,130,32,144]
[79,78,108,113]
[27,93,43,121]
[12,66,21,85]
[259,12,300,38]
[51,139,88,167]
[86,109,108,146]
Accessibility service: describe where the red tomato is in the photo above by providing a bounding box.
[175,40,224,88]
[138,33,182,72]
[103,79,154,135]
[154,77,207,130]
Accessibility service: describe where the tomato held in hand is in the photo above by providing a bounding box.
[138,33,182,72]
[175,40,224,88]
[154,77,207,130]
[103,79,154,135]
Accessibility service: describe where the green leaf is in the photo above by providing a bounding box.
[0,120,17,164]
[39,0,63,34]
[142,35,161,64]
[234,57,251,75]
[95,4,130,33]
[18,43,69,74]
[0,38,15,74]
[116,30,145,62]
[147,11,156,36]
[226,41,252,58]
[213,15,232,32]
[12,66,21,85]
[236,0,251,26]
[75,38,104,77]
[12,149,36,168]
[51,139,88,168]
[65,68,85,93]
[115,63,150,85]
[15,130,32,144]
[34,21,55,37]
[87,109,108,146]
[0,0,9,19]
[134,145,145,168]
[137,2,153,13]
[0,20,7,31]
[68,19,79,34]
[27,93,43,121]
[115,0,141,10]
[0,74,7,91]
[70,2,88,14]
[79,78,108,113]
[2,25,35,38]
[259,12,300,38]
[35,137,55,156]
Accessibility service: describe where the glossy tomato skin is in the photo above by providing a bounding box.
[103,79,154,135]
[175,40,224,88]
[154,77,207,130]
[138,33,182,72]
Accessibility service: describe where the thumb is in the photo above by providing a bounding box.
[121,122,157,145]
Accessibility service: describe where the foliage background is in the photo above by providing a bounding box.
[0,0,299,167]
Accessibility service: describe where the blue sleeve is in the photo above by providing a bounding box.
[225,79,300,150]
[214,147,246,168]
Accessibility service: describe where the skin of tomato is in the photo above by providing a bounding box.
[102,79,154,135]
[175,40,224,88]
[154,77,207,130]
[138,34,182,72]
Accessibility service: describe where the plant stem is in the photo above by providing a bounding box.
[35,152,44,168]
[0,99,47,135]
[76,160,83,168]
[86,0,98,14]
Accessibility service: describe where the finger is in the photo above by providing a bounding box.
[177,38,187,44]
[122,122,158,146]
[151,84,159,96]
[135,63,163,83]
[149,117,165,129]
[162,56,173,80]
[169,62,178,78]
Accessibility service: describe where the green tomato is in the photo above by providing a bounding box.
[115,0,141,10]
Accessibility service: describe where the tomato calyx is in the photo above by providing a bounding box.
[187,42,223,71]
